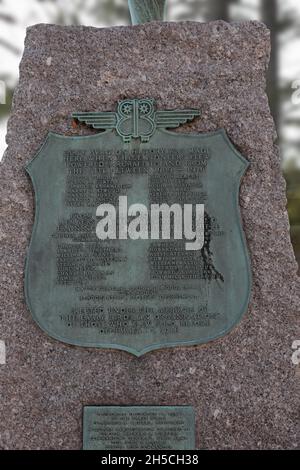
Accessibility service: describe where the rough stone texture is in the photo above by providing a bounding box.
[0,21,299,450]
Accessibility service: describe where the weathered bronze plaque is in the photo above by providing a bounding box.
[25,98,251,355]
[83,406,195,450]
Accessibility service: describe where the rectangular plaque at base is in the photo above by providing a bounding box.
[83,406,195,450]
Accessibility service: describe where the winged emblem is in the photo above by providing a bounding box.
[73,98,200,143]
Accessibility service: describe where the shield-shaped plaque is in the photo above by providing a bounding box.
[25,98,251,356]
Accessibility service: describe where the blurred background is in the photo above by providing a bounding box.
[0,0,299,269]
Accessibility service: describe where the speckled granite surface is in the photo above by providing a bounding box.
[0,21,299,450]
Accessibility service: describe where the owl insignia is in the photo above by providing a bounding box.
[73,98,200,143]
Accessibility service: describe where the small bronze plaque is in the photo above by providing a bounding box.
[83,406,195,450]
[25,99,251,355]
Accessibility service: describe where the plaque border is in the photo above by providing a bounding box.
[24,128,252,356]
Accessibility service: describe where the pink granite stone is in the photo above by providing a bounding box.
[0,21,299,449]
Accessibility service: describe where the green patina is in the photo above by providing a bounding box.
[83,406,195,450]
[128,0,167,25]
[73,98,200,143]
[25,99,251,356]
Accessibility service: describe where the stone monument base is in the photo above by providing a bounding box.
[0,21,299,449]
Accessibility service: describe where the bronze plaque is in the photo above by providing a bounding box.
[83,406,195,450]
[25,99,251,355]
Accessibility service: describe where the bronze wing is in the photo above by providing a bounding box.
[155,109,200,129]
[72,111,117,130]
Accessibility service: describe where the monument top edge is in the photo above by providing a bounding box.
[25,19,269,35]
